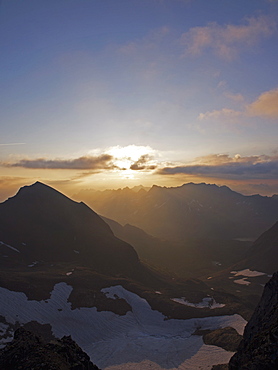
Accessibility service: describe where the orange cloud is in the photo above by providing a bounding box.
[198,87,278,123]
[181,16,276,60]
[247,88,278,118]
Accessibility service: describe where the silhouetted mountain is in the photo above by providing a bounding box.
[229,272,278,369]
[233,221,278,274]
[0,182,138,275]
[0,327,99,370]
[73,183,278,241]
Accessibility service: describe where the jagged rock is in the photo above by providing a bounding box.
[202,326,242,352]
[0,327,100,369]
[229,272,278,369]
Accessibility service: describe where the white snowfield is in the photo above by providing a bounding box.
[230,269,266,277]
[0,283,247,370]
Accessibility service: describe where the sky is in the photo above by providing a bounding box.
[1,0,278,200]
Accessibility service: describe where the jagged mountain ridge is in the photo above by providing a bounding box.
[74,182,278,241]
[0,181,138,275]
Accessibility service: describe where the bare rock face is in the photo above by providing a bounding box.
[229,272,278,369]
[203,327,242,352]
[0,327,100,370]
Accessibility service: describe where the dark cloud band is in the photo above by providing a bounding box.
[4,155,116,170]
[158,160,278,179]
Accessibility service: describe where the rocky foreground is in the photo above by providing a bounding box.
[229,272,278,369]
[0,327,100,370]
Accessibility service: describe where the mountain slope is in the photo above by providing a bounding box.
[102,216,252,279]
[0,182,138,275]
[232,221,278,274]
[229,272,278,369]
[244,221,278,273]
[74,183,278,241]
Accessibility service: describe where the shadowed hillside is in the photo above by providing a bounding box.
[0,182,138,276]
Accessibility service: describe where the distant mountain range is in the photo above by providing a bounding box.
[74,183,278,241]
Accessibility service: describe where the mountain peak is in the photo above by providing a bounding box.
[13,181,70,203]
[22,181,58,193]
[0,182,139,274]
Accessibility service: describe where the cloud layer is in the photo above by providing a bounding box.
[2,150,158,173]
[158,154,278,180]
[5,155,115,171]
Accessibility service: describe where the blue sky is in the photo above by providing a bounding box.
[0,0,278,199]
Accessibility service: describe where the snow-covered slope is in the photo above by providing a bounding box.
[0,283,246,369]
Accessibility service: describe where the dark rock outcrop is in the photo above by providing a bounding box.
[0,327,100,369]
[202,326,242,352]
[229,272,278,369]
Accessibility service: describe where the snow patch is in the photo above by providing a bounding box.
[230,269,266,277]
[0,241,20,253]
[234,278,251,286]
[171,297,225,309]
[65,268,74,276]
[28,261,38,268]
[212,261,222,267]
[0,322,12,349]
[0,283,247,369]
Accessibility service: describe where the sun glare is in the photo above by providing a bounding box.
[107,145,155,163]
[107,145,156,179]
